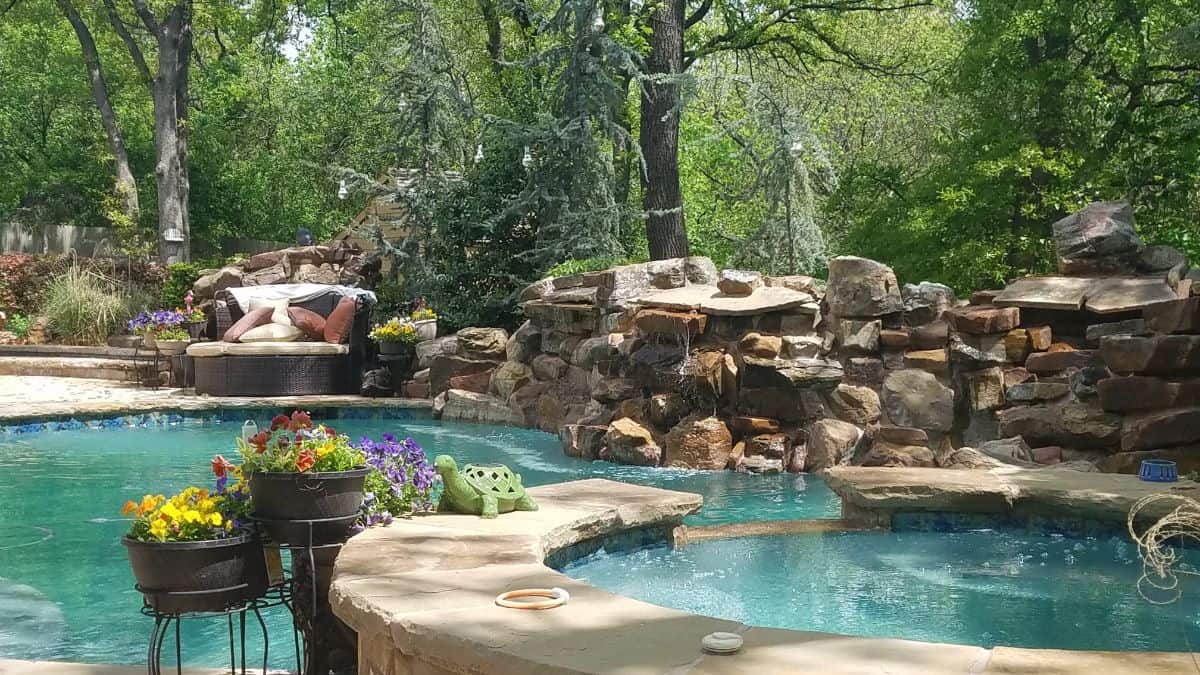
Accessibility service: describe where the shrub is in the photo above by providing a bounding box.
[160,262,203,308]
[41,264,130,345]
[0,254,60,312]
[6,313,30,338]
[545,255,646,278]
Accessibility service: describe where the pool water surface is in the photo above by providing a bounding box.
[0,415,836,666]
[561,529,1200,652]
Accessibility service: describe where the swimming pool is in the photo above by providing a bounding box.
[0,413,837,666]
[560,529,1200,652]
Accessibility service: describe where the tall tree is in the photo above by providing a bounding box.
[637,0,931,260]
[104,0,193,262]
[54,0,140,229]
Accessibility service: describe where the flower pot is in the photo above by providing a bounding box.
[143,334,156,350]
[249,467,371,546]
[377,341,410,356]
[156,339,190,355]
[1139,459,1178,482]
[123,531,269,614]
[413,319,437,342]
[186,321,205,341]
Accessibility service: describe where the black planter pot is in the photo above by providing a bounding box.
[249,467,370,546]
[377,341,410,356]
[123,531,269,614]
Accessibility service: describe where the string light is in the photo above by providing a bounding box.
[521,146,533,169]
[474,144,485,163]
[337,178,349,200]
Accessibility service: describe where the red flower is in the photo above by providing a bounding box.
[270,414,289,431]
[296,449,316,472]
[250,431,271,453]
[211,454,235,478]
[325,426,336,437]
[289,410,313,431]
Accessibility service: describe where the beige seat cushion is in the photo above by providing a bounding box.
[187,341,349,357]
[239,323,304,343]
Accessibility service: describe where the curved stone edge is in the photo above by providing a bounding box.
[330,478,1191,674]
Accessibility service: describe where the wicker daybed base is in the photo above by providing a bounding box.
[193,354,351,396]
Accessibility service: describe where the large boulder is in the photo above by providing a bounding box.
[902,282,956,326]
[192,267,243,301]
[826,384,880,426]
[977,436,1035,464]
[457,327,509,359]
[862,439,935,467]
[936,445,1007,470]
[1121,408,1200,453]
[826,256,903,318]
[745,433,790,460]
[1052,200,1143,275]
[417,336,460,369]
[430,353,497,396]
[741,355,844,391]
[664,415,733,469]
[739,332,782,359]
[560,424,608,460]
[505,321,541,363]
[531,354,569,381]
[489,361,532,400]
[881,370,954,432]
[438,390,519,425]
[717,269,763,296]
[806,419,861,472]
[648,392,689,429]
[1100,335,1200,375]
[996,401,1122,449]
[591,377,640,404]
[604,418,662,466]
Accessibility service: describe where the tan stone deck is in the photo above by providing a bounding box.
[826,465,1200,527]
[330,478,1196,674]
[0,376,431,423]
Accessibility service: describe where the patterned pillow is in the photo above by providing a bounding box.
[222,306,272,343]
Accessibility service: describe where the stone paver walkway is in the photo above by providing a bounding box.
[0,376,430,423]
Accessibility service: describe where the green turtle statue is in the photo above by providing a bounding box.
[433,455,538,519]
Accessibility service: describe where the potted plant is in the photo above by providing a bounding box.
[154,326,191,355]
[121,482,268,614]
[357,433,437,527]
[410,305,438,341]
[369,318,419,357]
[237,411,371,546]
[128,309,188,349]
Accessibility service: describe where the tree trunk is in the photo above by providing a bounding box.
[56,0,140,227]
[639,0,688,260]
[150,5,191,263]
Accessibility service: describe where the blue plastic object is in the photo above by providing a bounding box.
[1139,459,1179,482]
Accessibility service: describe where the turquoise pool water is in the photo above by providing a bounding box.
[0,415,837,666]
[561,530,1200,651]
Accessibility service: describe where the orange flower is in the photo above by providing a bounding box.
[121,500,138,516]
[211,454,235,478]
[296,448,316,472]
[270,414,289,431]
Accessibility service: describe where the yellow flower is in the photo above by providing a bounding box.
[208,513,223,527]
[183,509,202,524]
[149,520,168,540]
[160,503,181,521]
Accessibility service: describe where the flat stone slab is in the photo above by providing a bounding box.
[636,285,817,316]
[332,477,1196,675]
[994,275,1176,314]
[826,466,1200,525]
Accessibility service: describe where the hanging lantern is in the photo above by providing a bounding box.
[337,178,349,200]
[789,140,804,158]
[592,7,604,31]
[521,146,533,169]
[474,144,485,164]
[241,420,258,442]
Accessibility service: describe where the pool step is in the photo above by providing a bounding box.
[0,355,149,381]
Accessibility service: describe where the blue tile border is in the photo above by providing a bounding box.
[0,406,430,436]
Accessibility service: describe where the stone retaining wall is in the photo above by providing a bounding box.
[414,200,1198,476]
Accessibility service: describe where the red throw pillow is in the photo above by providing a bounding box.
[222,306,272,343]
[323,297,358,344]
[288,307,327,341]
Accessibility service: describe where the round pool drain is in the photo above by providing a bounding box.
[701,632,743,655]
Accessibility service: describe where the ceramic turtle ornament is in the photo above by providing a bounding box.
[434,455,538,518]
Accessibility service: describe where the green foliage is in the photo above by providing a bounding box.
[545,255,648,278]
[160,263,203,309]
[41,264,129,345]
[7,313,31,338]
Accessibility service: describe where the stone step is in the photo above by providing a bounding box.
[0,356,148,381]
[0,344,148,359]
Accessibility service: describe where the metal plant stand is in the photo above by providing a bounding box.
[138,583,293,675]
[252,515,359,675]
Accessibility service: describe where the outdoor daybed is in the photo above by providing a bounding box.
[188,284,375,396]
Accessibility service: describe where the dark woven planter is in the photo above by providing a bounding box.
[123,531,269,614]
[249,468,370,545]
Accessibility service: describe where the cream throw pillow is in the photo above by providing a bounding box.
[270,299,292,327]
[237,323,304,343]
